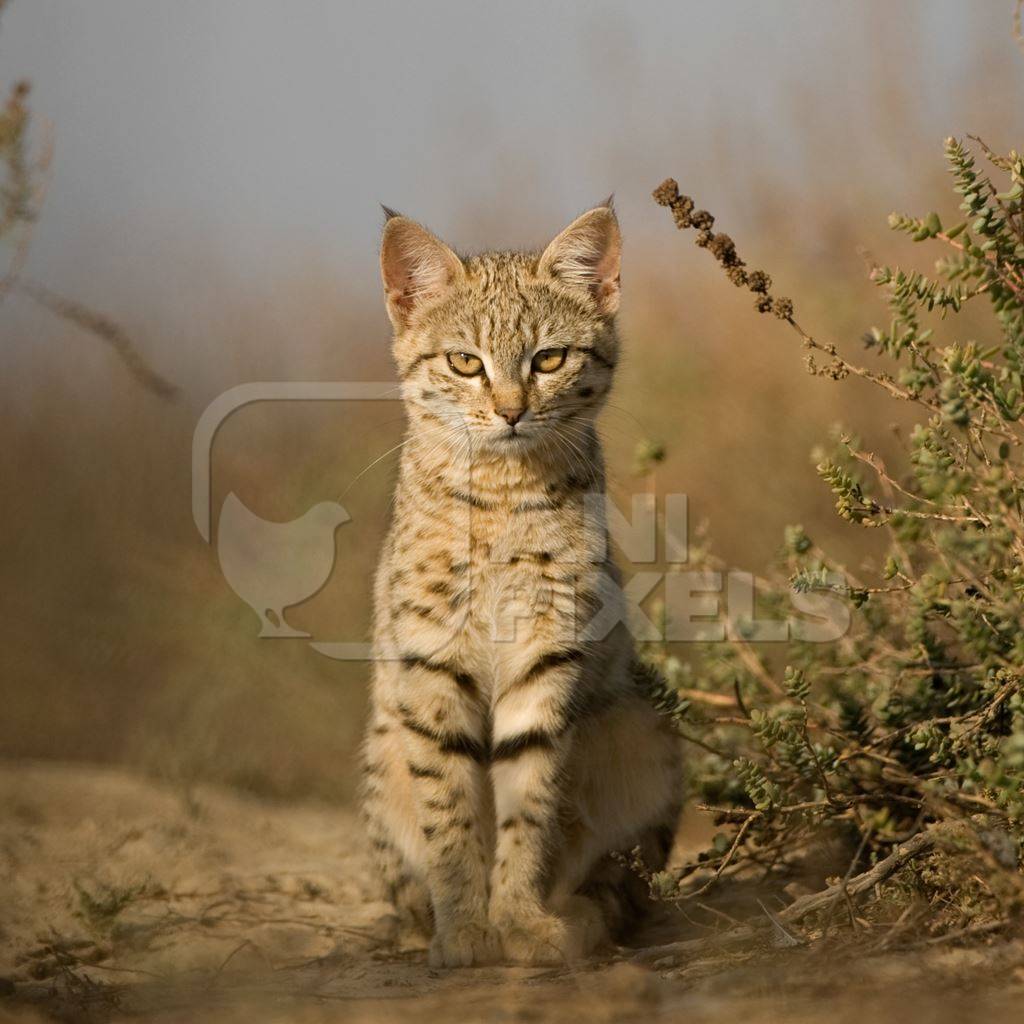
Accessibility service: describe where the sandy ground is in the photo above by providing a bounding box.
[2,762,1024,1024]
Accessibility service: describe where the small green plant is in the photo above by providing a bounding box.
[73,880,154,932]
[647,136,1024,944]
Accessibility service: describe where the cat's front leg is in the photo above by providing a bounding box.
[395,656,501,967]
[489,645,586,964]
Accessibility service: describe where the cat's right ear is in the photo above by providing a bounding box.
[379,210,464,329]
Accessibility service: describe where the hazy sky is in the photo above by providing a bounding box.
[2,1,1021,309]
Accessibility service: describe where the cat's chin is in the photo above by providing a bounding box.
[472,429,541,456]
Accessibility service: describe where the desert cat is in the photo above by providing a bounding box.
[361,203,681,967]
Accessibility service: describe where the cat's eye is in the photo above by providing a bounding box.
[531,348,567,373]
[447,351,484,377]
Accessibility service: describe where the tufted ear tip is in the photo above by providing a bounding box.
[380,204,403,223]
[539,205,622,316]
[380,216,464,329]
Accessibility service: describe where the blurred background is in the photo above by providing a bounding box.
[2,0,1023,802]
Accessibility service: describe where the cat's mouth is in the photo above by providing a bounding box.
[491,424,535,448]
[469,417,547,451]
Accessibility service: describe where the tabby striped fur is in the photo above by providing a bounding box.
[361,203,681,967]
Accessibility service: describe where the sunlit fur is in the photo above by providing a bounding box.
[361,205,681,968]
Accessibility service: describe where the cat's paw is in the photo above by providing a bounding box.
[563,894,609,955]
[428,921,502,968]
[493,910,579,965]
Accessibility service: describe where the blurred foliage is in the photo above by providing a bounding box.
[0,75,32,240]
[0,2,177,396]
[647,138,1024,941]
[0,0,40,271]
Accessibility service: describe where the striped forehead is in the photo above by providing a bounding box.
[461,254,557,358]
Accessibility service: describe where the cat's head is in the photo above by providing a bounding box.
[379,204,621,455]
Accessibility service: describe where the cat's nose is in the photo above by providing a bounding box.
[496,405,526,426]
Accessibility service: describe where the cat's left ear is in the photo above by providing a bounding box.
[538,202,621,316]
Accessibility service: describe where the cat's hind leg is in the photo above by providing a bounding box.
[547,696,682,946]
[576,819,676,943]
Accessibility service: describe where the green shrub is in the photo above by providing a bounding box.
[647,137,1024,938]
